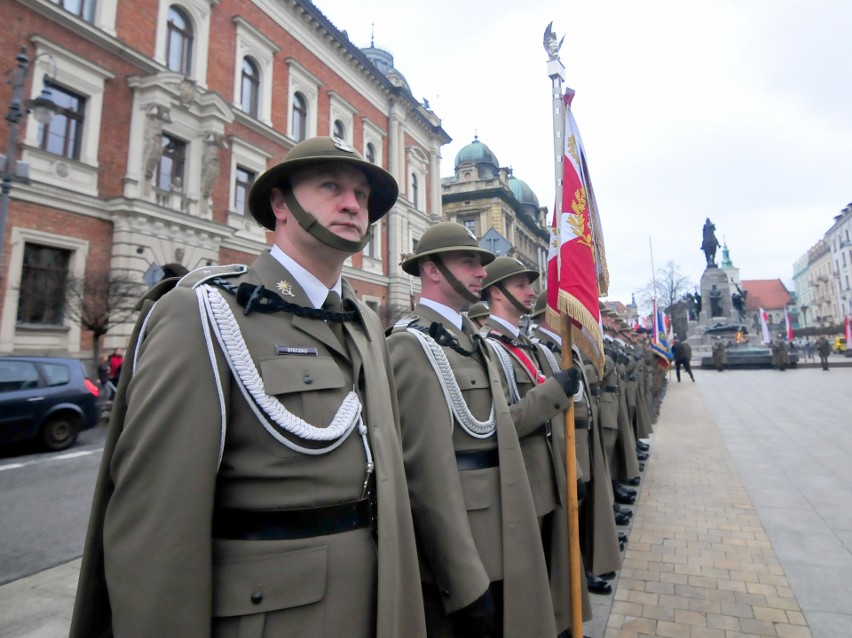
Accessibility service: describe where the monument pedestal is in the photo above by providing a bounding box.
[687,266,741,356]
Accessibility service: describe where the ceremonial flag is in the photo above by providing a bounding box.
[547,89,609,373]
[649,298,672,368]
[759,307,771,344]
[784,307,793,341]
[846,315,851,345]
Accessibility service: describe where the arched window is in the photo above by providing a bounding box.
[411,173,418,208]
[240,57,260,117]
[333,119,345,141]
[292,92,307,142]
[166,6,193,75]
[365,142,376,164]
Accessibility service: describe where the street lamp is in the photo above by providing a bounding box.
[0,45,57,280]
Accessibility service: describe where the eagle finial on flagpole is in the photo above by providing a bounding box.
[543,21,565,61]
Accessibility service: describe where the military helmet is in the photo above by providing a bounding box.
[466,301,491,321]
[401,222,495,276]
[248,136,399,231]
[531,290,547,318]
[482,256,540,290]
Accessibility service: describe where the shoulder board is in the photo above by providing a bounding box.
[177,264,249,289]
[386,314,419,337]
[133,277,180,310]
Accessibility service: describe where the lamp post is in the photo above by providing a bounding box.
[1,45,57,282]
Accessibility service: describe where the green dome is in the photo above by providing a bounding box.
[454,137,499,171]
[508,175,539,208]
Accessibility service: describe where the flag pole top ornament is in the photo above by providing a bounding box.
[543,22,565,60]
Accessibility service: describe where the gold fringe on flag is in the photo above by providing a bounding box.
[546,290,605,375]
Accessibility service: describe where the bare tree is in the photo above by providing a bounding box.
[637,261,694,314]
[63,270,143,365]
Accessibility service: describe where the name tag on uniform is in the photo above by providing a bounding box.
[275,346,318,356]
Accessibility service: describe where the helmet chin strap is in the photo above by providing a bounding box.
[282,189,371,253]
[431,255,480,304]
[495,282,532,316]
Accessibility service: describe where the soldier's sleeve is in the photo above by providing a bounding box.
[103,285,230,637]
[387,331,490,614]
[507,376,569,438]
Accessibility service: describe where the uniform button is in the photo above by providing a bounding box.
[470,379,476,385]
[251,591,263,605]
[441,589,451,598]
[303,375,313,384]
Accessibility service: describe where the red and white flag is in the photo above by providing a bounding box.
[784,307,793,341]
[546,89,609,373]
[846,315,851,345]
[759,307,771,344]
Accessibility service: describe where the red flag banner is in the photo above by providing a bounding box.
[546,89,609,373]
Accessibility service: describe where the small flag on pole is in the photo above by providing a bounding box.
[650,298,672,368]
[784,308,793,341]
[759,307,771,344]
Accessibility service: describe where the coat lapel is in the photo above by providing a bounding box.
[251,252,350,360]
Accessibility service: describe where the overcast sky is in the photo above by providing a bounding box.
[316,0,852,306]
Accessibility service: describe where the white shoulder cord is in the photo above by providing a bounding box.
[484,337,521,404]
[537,342,561,375]
[196,285,373,481]
[406,327,496,438]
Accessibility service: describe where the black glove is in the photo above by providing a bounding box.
[553,367,580,397]
[576,478,587,501]
[448,587,496,637]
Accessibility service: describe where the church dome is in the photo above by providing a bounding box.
[508,175,539,208]
[454,137,499,171]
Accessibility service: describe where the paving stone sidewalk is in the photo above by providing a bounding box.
[602,374,812,638]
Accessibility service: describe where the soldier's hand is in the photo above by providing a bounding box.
[553,368,580,397]
[448,587,496,637]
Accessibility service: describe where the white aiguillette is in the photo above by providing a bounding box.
[275,346,319,356]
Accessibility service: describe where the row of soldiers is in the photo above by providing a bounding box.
[70,136,667,638]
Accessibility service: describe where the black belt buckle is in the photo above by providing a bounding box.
[574,418,591,430]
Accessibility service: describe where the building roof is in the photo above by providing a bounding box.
[507,174,539,208]
[741,279,791,311]
[454,137,499,170]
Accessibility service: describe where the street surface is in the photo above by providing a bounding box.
[0,427,107,585]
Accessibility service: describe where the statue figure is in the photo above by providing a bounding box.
[709,284,723,317]
[542,22,565,60]
[731,292,745,321]
[701,217,720,267]
[143,104,172,184]
[694,291,702,315]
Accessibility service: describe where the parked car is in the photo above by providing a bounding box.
[834,336,847,353]
[0,356,101,451]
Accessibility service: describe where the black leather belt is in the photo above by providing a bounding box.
[213,498,371,540]
[574,418,591,430]
[588,383,601,397]
[603,385,619,394]
[455,449,499,470]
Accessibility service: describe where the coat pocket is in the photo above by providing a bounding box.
[213,542,328,617]
[459,471,493,511]
[258,356,345,395]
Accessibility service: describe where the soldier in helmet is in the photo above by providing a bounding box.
[388,223,576,637]
[480,264,593,633]
[71,137,426,638]
[466,301,491,328]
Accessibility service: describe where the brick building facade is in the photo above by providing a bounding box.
[0,0,449,358]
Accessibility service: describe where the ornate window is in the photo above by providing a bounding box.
[166,6,193,75]
[410,173,419,209]
[37,82,85,160]
[157,133,186,193]
[333,119,345,140]
[234,166,255,215]
[52,0,96,22]
[365,142,376,164]
[292,92,307,142]
[240,57,259,117]
[16,244,70,326]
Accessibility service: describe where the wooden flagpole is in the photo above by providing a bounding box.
[546,23,584,638]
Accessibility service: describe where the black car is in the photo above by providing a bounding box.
[0,356,101,451]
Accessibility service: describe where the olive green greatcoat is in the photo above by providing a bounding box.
[388,304,556,638]
[581,361,623,577]
[71,252,425,638]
